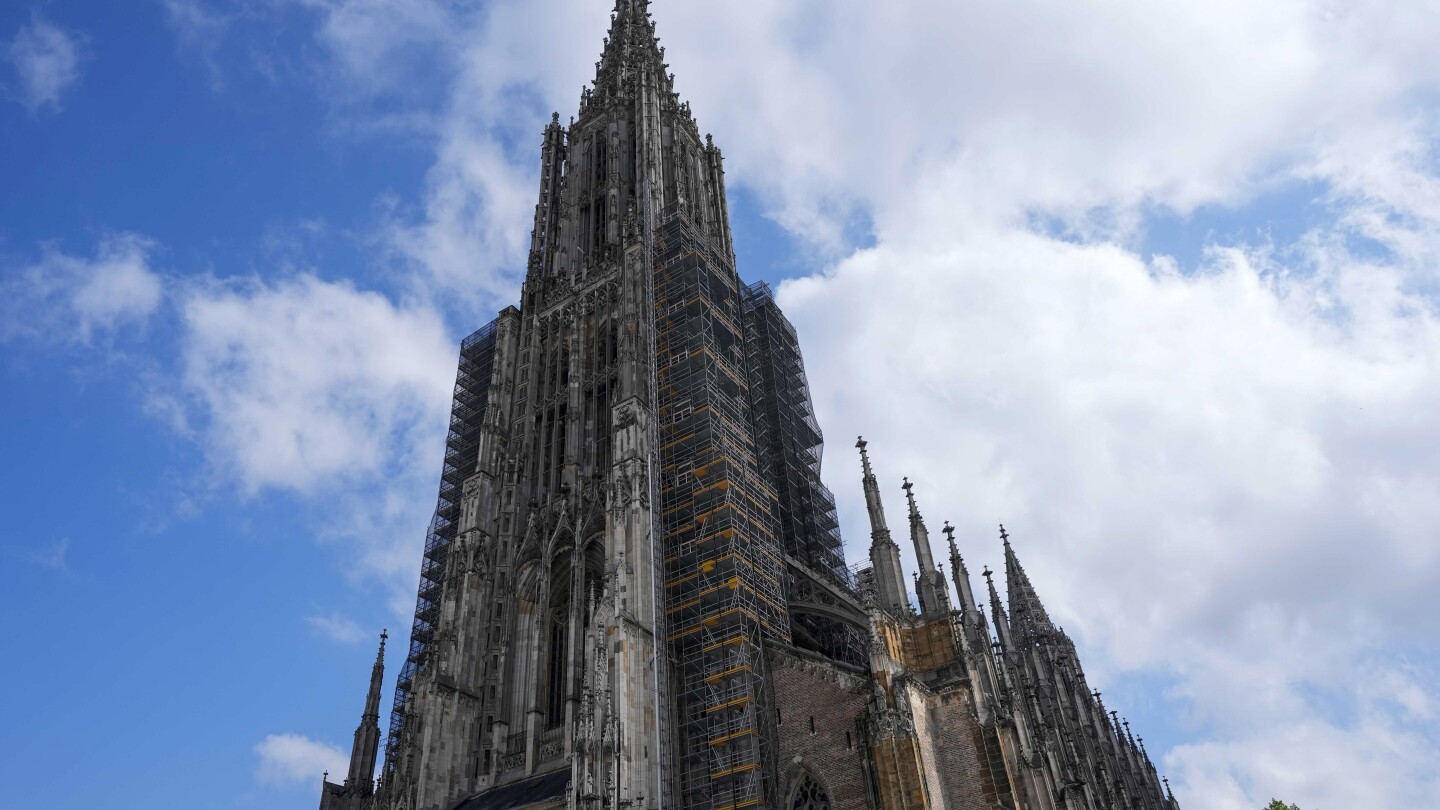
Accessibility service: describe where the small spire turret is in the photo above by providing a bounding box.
[983,566,1012,651]
[344,629,387,793]
[902,478,950,616]
[944,522,979,617]
[858,438,911,617]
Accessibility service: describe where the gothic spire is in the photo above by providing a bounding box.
[902,478,950,616]
[944,522,979,617]
[984,566,1012,651]
[858,437,911,616]
[901,478,937,573]
[1001,525,1056,641]
[346,629,386,793]
[594,0,662,91]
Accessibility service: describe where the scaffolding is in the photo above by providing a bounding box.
[382,317,503,777]
[740,282,850,590]
[654,205,790,810]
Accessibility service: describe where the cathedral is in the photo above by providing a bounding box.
[317,3,1182,810]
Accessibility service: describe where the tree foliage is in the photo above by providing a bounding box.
[1264,801,1301,810]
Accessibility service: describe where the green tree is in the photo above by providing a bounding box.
[1264,801,1301,810]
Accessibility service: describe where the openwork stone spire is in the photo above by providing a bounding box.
[1002,525,1056,642]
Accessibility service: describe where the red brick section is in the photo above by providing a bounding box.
[767,647,871,810]
[931,689,1008,810]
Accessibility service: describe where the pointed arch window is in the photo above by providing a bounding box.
[791,774,830,810]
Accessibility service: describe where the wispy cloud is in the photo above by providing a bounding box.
[306,612,366,644]
[254,733,346,786]
[23,537,70,572]
[7,11,83,113]
[0,233,164,345]
[158,0,243,89]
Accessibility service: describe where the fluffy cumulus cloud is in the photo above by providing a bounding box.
[167,1,1440,806]
[781,217,1440,810]
[254,733,347,786]
[175,275,452,494]
[1,233,163,344]
[169,275,457,605]
[7,11,82,113]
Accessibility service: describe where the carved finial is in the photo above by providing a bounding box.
[856,436,873,475]
[982,566,993,582]
[999,523,1010,544]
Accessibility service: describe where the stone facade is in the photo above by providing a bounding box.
[314,4,1183,810]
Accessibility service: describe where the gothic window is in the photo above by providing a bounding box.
[594,135,607,189]
[545,613,566,725]
[544,553,572,728]
[593,196,607,252]
[790,775,830,810]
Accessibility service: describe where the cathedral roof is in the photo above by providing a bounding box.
[450,769,571,810]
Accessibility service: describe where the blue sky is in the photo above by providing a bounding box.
[3,2,1440,810]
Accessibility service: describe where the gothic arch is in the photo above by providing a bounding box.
[785,767,832,810]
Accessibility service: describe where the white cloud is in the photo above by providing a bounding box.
[169,274,456,607]
[174,274,453,495]
[1,233,163,344]
[7,11,82,113]
[254,733,347,786]
[778,212,1440,809]
[307,612,367,644]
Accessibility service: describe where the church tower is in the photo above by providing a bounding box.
[316,5,1184,810]
[316,3,797,809]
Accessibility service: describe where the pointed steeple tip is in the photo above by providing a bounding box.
[902,478,921,520]
[999,523,1010,544]
[856,436,875,477]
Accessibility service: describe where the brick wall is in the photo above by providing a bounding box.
[926,688,1005,810]
[767,646,871,810]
